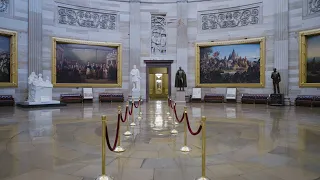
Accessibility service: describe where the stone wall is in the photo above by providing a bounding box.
[0,0,28,102]
[1,0,320,102]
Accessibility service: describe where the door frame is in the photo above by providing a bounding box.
[144,60,173,102]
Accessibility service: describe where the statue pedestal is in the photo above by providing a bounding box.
[175,91,186,104]
[269,94,284,106]
[131,89,141,102]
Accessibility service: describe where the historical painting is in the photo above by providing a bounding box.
[195,38,265,87]
[0,29,17,87]
[299,29,320,87]
[52,38,122,87]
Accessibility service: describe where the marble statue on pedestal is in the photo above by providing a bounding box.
[27,72,58,104]
[130,65,141,100]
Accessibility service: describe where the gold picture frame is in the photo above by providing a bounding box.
[0,29,18,87]
[52,37,122,88]
[195,37,265,88]
[299,28,320,87]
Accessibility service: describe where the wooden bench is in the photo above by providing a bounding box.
[204,94,224,103]
[0,95,15,106]
[99,93,124,102]
[295,95,320,107]
[60,94,83,103]
[241,94,269,104]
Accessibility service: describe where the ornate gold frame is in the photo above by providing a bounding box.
[0,29,18,87]
[195,37,265,88]
[299,28,320,87]
[52,37,122,88]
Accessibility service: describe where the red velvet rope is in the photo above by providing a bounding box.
[133,100,140,108]
[129,103,134,115]
[170,102,175,109]
[185,113,202,135]
[105,114,120,151]
[120,106,128,122]
[173,105,185,123]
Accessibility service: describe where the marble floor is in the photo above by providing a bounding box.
[0,101,320,180]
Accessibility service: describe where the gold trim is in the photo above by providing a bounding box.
[0,29,18,87]
[299,28,320,87]
[195,37,266,88]
[51,37,122,88]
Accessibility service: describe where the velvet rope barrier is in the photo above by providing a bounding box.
[173,104,185,123]
[105,114,120,151]
[129,102,134,115]
[120,106,129,122]
[185,113,202,136]
[133,100,140,108]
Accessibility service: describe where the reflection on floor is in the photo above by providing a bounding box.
[0,102,320,180]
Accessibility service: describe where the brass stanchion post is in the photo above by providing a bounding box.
[95,115,114,180]
[124,103,132,136]
[180,107,191,152]
[114,106,125,153]
[167,97,171,116]
[130,99,136,126]
[170,104,178,134]
[173,102,178,125]
[195,116,210,180]
[138,96,142,120]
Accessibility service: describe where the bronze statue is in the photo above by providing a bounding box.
[175,67,187,91]
[271,68,281,94]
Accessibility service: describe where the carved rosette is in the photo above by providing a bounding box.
[57,6,117,30]
[0,0,9,13]
[308,0,320,15]
[151,15,167,55]
[200,6,260,30]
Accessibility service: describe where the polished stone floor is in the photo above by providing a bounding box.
[1,101,320,180]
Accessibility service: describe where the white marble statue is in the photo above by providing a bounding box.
[130,65,141,91]
[27,72,55,103]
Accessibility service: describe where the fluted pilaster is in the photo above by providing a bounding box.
[273,0,289,95]
[129,0,141,68]
[176,0,188,72]
[28,0,43,75]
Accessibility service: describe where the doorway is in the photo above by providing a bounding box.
[149,67,168,100]
[144,60,173,102]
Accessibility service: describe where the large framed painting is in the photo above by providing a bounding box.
[52,37,122,88]
[195,37,265,88]
[0,29,17,87]
[299,29,320,87]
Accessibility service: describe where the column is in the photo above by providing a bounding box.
[176,0,188,72]
[28,0,43,75]
[273,0,289,95]
[129,0,141,68]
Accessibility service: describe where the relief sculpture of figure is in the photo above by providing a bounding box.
[175,67,187,91]
[130,65,141,91]
[271,68,281,94]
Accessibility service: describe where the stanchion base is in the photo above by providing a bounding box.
[180,146,191,152]
[174,121,179,125]
[195,177,210,180]
[123,131,132,136]
[139,112,142,115]
[166,112,170,115]
[95,175,114,180]
[130,122,136,126]
[137,116,142,120]
[168,115,172,119]
[171,129,178,134]
[114,146,126,153]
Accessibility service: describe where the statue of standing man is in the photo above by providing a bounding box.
[271,68,281,94]
[175,67,187,91]
[130,65,141,91]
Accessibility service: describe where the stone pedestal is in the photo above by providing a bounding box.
[132,89,141,101]
[269,94,284,106]
[175,91,186,104]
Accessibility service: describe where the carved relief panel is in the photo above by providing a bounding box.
[303,0,320,18]
[151,14,167,55]
[199,3,262,31]
[57,5,118,30]
[0,0,9,13]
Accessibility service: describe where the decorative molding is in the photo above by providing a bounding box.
[57,5,118,30]
[199,3,262,31]
[177,0,187,3]
[151,14,167,55]
[0,0,9,13]
[130,0,141,3]
[303,0,320,18]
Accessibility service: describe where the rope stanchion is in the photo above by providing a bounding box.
[114,107,125,153]
[166,97,171,116]
[105,114,120,151]
[120,105,129,123]
[123,102,132,136]
[185,113,202,136]
[138,96,142,120]
[195,116,210,180]
[173,103,185,123]
[130,99,136,126]
[180,107,191,152]
[95,115,113,180]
